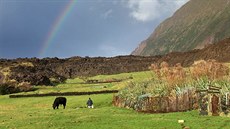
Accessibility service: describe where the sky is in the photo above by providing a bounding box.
[0,0,188,59]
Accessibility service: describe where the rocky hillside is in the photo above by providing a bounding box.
[132,0,230,56]
[0,56,160,86]
[154,37,230,67]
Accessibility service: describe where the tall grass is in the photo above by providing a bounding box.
[119,60,230,99]
[191,60,229,81]
[150,62,187,90]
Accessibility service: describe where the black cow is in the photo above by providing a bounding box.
[53,97,67,109]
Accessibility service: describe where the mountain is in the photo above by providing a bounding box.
[154,37,230,66]
[132,0,230,56]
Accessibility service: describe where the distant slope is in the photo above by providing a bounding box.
[155,37,230,66]
[132,0,230,56]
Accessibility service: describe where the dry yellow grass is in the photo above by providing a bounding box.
[150,60,230,89]
[150,62,187,89]
[191,59,229,80]
[19,62,34,67]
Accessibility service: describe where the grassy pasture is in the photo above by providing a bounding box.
[1,94,230,129]
[14,71,152,95]
[0,71,230,129]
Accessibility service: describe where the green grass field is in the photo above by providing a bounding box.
[1,94,230,129]
[1,71,230,129]
[15,71,153,95]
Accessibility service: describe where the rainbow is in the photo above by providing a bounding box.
[39,0,76,58]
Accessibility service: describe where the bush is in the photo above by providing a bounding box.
[150,62,187,89]
[191,60,229,81]
[0,82,20,95]
[116,60,230,112]
[0,81,35,95]
[150,60,230,89]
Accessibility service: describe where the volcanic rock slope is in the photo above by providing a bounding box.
[154,37,230,67]
[132,0,230,56]
[0,56,160,85]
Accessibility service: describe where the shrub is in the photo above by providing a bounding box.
[115,60,230,113]
[150,62,187,89]
[49,77,66,86]
[0,82,20,95]
[118,81,148,99]
[0,81,35,95]
[18,82,33,91]
[150,60,230,89]
[191,60,229,81]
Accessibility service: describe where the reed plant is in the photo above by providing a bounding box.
[119,60,230,100]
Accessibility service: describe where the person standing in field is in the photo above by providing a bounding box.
[87,98,94,108]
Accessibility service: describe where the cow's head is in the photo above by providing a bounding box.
[53,104,56,109]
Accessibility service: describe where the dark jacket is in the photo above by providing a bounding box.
[87,99,93,106]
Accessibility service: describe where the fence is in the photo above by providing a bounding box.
[113,89,199,113]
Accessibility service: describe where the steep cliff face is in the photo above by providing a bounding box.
[131,40,147,55]
[132,0,230,56]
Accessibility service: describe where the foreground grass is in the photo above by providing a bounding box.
[0,94,230,129]
[1,70,230,129]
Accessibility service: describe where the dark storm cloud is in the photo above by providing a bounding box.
[0,0,188,58]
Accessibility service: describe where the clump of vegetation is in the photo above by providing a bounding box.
[149,60,230,90]
[17,82,34,91]
[49,77,66,86]
[19,62,34,67]
[118,81,149,99]
[117,60,230,111]
[0,81,35,95]
[191,59,229,81]
[150,62,187,90]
